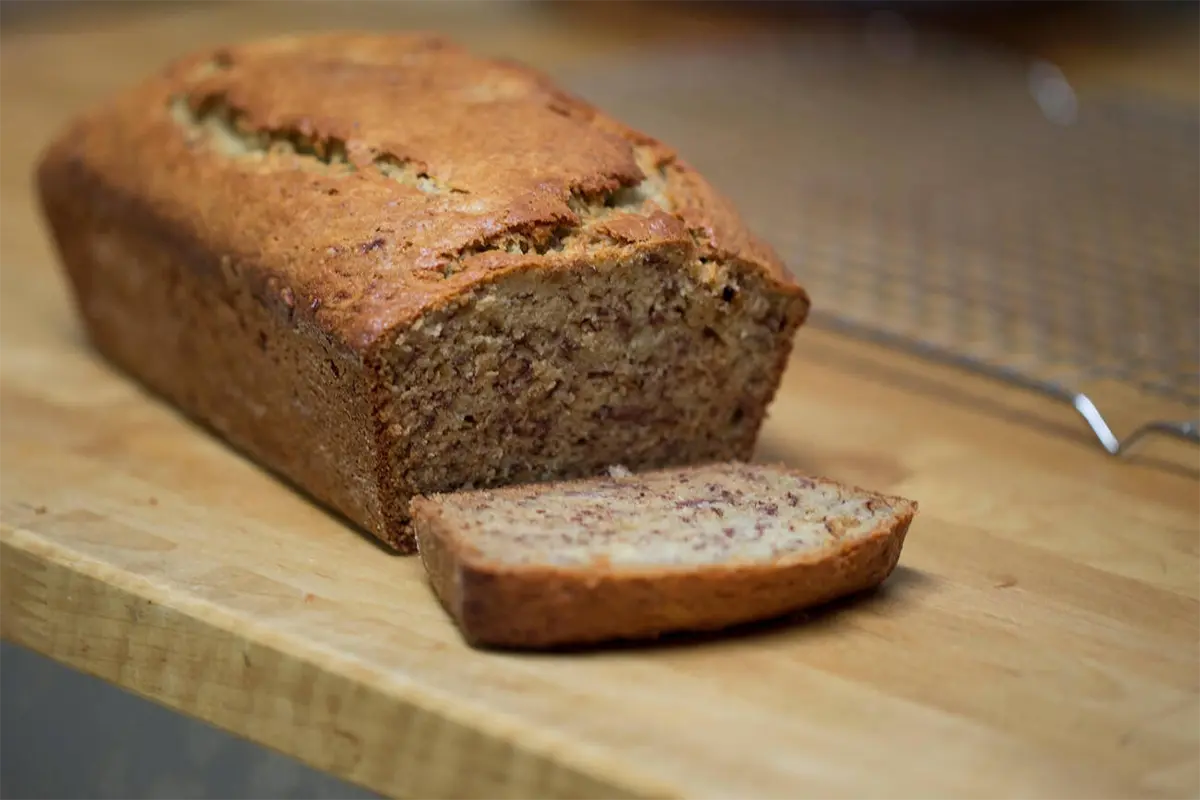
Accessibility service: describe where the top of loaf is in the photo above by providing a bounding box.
[39,32,803,351]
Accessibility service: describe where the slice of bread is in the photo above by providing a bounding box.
[411,462,917,649]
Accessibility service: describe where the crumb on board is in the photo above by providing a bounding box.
[994,575,1018,589]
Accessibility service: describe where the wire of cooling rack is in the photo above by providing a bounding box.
[810,311,1199,455]
[562,24,1200,456]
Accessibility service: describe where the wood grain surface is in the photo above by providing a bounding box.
[2,3,1198,798]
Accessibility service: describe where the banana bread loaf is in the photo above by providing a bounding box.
[36,33,811,551]
[411,462,917,648]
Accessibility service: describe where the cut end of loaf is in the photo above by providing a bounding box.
[373,250,807,551]
[411,462,917,649]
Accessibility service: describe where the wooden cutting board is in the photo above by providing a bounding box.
[2,4,1198,798]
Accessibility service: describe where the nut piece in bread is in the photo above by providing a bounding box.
[36,33,810,552]
[411,462,917,648]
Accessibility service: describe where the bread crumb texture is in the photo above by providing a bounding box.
[413,462,917,648]
[430,462,915,569]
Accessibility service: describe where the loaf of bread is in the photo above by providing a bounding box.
[36,33,810,552]
[411,462,916,648]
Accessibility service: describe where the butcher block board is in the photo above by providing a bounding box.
[2,4,1199,799]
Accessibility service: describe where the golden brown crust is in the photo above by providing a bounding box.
[37,33,810,553]
[39,31,804,354]
[410,464,917,649]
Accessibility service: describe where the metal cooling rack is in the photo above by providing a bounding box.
[561,23,1199,455]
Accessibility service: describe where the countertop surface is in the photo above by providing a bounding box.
[2,3,1197,798]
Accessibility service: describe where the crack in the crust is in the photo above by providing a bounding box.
[434,167,673,277]
[374,155,458,195]
[464,225,573,259]
[187,51,235,82]
[461,149,672,262]
[170,93,459,195]
[171,88,679,277]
